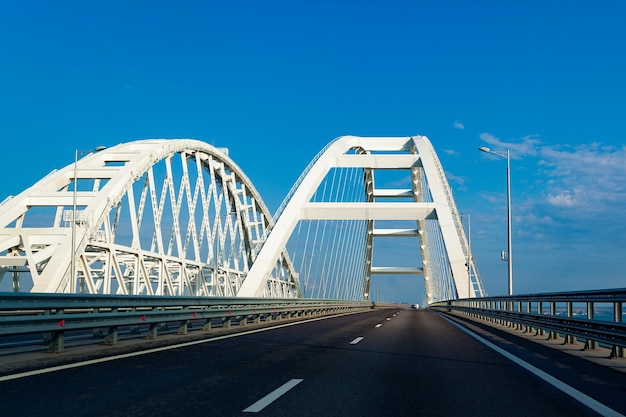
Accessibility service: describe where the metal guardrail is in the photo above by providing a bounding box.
[428,288,626,358]
[0,293,376,353]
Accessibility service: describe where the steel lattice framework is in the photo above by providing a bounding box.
[0,139,299,297]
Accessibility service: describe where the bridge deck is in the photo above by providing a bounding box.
[1,308,625,416]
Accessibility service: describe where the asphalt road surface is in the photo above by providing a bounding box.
[1,308,625,417]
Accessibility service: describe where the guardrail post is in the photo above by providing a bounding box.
[202,319,213,331]
[563,301,575,344]
[47,331,65,353]
[177,320,189,335]
[42,308,52,344]
[583,301,597,350]
[146,323,158,339]
[524,301,532,333]
[610,301,624,358]
[535,302,544,336]
[104,326,118,345]
[547,302,559,340]
[47,308,65,353]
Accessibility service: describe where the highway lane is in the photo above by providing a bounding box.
[0,308,624,416]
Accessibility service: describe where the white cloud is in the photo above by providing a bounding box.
[453,121,464,129]
[479,133,626,216]
[538,144,626,212]
[479,132,541,158]
[445,171,467,191]
[546,192,575,207]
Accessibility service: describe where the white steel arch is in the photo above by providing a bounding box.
[238,135,484,303]
[0,139,299,297]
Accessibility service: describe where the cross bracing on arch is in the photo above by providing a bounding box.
[0,139,299,297]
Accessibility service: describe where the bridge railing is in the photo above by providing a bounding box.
[0,293,376,354]
[428,288,626,358]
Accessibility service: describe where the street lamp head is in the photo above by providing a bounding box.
[478,147,491,153]
[94,146,107,152]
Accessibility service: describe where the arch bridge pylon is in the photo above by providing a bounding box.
[240,135,485,304]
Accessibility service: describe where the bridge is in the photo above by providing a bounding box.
[0,135,484,302]
[0,136,625,416]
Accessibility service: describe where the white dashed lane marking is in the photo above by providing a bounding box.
[243,379,304,413]
[350,337,364,345]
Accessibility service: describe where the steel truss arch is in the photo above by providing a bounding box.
[238,135,484,303]
[0,139,299,297]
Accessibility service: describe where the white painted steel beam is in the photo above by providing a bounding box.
[299,202,437,220]
[372,228,419,237]
[371,267,423,275]
[372,189,414,198]
[335,154,420,169]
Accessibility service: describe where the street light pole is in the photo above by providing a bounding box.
[479,147,513,295]
[466,212,472,298]
[70,146,106,293]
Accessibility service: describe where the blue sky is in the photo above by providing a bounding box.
[1,1,625,300]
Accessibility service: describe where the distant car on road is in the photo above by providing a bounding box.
[411,304,419,309]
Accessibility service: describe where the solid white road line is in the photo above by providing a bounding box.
[243,379,303,413]
[436,312,626,417]
[350,337,364,345]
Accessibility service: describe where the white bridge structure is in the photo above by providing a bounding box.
[0,136,484,304]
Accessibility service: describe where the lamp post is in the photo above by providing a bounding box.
[478,146,512,295]
[70,146,106,293]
